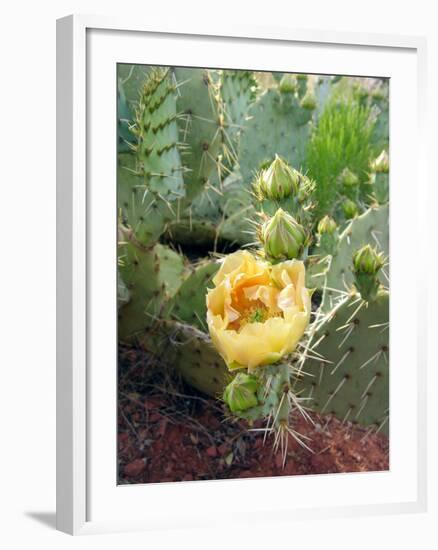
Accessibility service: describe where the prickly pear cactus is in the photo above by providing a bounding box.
[118,154,173,246]
[118,239,186,340]
[167,170,257,248]
[319,205,389,307]
[164,260,219,331]
[219,70,257,164]
[174,68,223,200]
[132,68,186,201]
[139,321,231,397]
[295,289,389,435]
[239,88,313,187]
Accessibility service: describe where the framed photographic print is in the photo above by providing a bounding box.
[57,15,427,535]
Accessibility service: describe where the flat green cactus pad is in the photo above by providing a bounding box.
[133,68,186,202]
[295,290,389,435]
[164,260,219,331]
[174,68,223,201]
[118,154,174,246]
[321,205,389,310]
[139,321,231,397]
[239,89,312,187]
[118,242,186,340]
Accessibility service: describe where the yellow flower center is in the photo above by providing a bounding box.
[228,296,282,332]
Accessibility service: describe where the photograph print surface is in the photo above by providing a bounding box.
[117,65,389,484]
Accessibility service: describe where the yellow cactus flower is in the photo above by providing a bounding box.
[206,251,311,370]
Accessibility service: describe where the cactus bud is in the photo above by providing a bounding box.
[223,373,259,413]
[339,167,360,188]
[371,150,389,173]
[255,155,299,201]
[261,208,306,261]
[279,74,298,94]
[317,215,337,235]
[353,245,384,275]
[342,198,359,219]
[300,89,317,110]
[353,245,385,301]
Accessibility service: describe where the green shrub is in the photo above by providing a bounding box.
[306,89,375,219]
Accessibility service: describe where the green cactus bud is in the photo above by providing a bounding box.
[223,373,259,413]
[261,208,307,261]
[279,74,298,94]
[255,155,299,201]
[352,245,385,302]
[339,167,360,188]
[353,244,384,275]
[342,198,359,219]
[300,89,317,110]
[317,215,337,235]
[371,150,389,173]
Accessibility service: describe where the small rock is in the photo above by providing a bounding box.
[124,459,146,477]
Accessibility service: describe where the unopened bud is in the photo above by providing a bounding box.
[279,74,298,94]
[300,89,316,110]
[317,215,337,235]
[371,150,389,173]
[353,245,384,276]
[339,167,359,188]
[255,155,299,201]
[261,209,306,261]
[342,199,359,219]
[223,373,259,413]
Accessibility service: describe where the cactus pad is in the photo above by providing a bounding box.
[295,289,389,435]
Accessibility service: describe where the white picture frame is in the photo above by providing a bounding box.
[56,14,428,535]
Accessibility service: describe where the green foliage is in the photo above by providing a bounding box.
[306,91,375,218]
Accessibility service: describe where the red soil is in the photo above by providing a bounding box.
[118,346,389,485]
